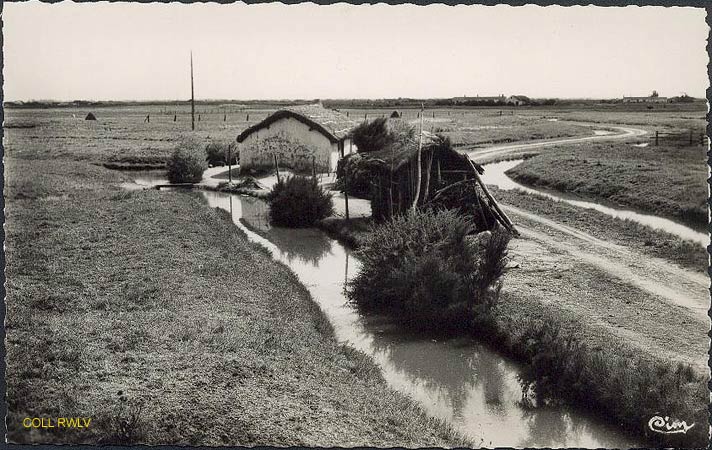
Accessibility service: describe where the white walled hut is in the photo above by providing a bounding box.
[236,103,356,173]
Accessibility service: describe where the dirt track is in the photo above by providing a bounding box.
[467,124,648,162]
[467,125,709,372]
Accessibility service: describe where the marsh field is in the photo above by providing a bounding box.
[4,101,709,447]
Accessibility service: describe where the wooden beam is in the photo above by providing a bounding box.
[466,158,518,235]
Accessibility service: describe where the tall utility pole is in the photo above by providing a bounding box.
[190,51,195,131]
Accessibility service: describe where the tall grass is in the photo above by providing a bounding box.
[348,209,510,331]
[484,311,709,448]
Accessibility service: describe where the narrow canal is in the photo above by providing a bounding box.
[201,190,638,448]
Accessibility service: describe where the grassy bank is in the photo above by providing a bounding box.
[484,293,708,448]
[505,141,707,229]
[5,157,469,446]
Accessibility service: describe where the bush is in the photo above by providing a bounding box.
[334,153,378,198]
[348,209,510,330]
[166,137,208,183]
[350,117,414,153]
[205,141,238,167]
[266,176,334,227]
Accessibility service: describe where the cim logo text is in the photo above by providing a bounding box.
[648,416,695,435]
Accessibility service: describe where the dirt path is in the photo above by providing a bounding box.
[505,205,709,319]
[467,125,647,162]
[501,209,709,372]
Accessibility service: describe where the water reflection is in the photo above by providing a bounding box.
[228,195,334,267]
[481,159,707,246]
[202,190,638,449]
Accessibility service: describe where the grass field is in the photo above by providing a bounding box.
[506,140,708,229]
[3,103,634,168]
[3,119,469,445]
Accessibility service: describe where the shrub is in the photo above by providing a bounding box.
[348,209,510,330]
[266,176,334,227]
[205,141,238,167]
[350,117,413,153]
[334,153,378,198]
[166,137,208,183]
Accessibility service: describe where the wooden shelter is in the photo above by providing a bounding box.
[341,119,516,234]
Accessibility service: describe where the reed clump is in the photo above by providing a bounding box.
[348,209,510,331]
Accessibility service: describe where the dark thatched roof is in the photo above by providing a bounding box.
[237,103,355,144]
[359,119,479,173]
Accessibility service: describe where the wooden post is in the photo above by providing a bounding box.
[466,158,518,235]
[246,113,250,121]
[312,156,317,179]
[173,114,177,122]
[344,189,350,221]
[689,129,693,146]
[190,51,195,131]
[655,130,659,146]
[473,184,490,230]
[273,154,281,183]
[423,150,434,202]
[437,159,442,185]
[224,114,227,122]
[228,146,233,184]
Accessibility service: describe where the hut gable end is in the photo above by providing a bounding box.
[237,103,355,144]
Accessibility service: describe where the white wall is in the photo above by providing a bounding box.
[239,116,339,172]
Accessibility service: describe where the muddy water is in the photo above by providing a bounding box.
[201,190,637,448]
[481,160,708,246]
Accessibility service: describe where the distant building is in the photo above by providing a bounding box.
[622,96,669,103]
[236,103,356,173]
[506,95,531,106]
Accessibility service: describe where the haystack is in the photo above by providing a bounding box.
[340,118,516,234]
[85,113,97,121]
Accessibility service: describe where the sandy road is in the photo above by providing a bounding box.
[467,124,648,162]
[503,204,709,321]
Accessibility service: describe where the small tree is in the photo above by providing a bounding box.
[267,176,334,227]
[166,137,208,183]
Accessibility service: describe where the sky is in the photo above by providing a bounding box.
[3,2,709,101]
